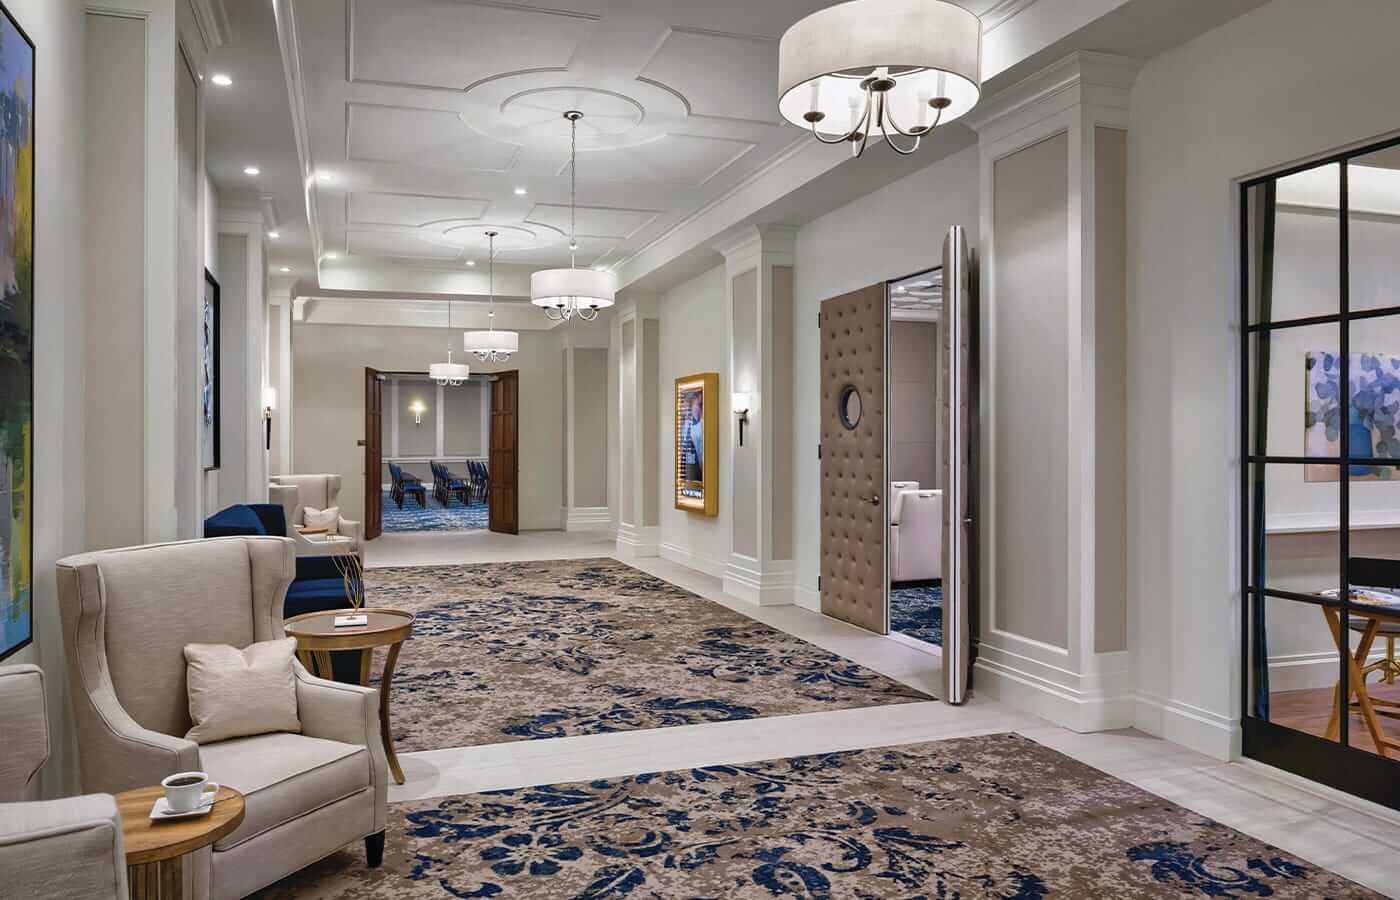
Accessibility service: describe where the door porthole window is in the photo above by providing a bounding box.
[838,384,862,429]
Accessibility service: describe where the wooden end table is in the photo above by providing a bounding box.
[1321,598,1400,757]
[284,607,415,784]
[115,785,245,899]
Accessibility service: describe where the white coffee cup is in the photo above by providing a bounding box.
[161,771,219,813]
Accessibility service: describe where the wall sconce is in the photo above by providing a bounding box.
[733,392,751,447]
[410,399,427,425]
[262,386,277,451]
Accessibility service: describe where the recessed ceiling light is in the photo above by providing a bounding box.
[513,186,528,196]
[324,252,338,260]
[211,73,233,87]
[279,266,291,273]
[243,165,260,176]
[267,231,280,240]
[465,260,476,267]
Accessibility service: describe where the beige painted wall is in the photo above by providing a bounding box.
[573,349,609,509]
[730,269,759,558]
[17,0,88,799]
[657,265,731,573]
[890,320,939,491]
[1128,0,1400,749]
[293,323,595,531]
[992,132,1070,649]
[83,13,145,552]
[1094,127,1129,654]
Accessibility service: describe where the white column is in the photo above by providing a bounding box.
[965,52,1138,732]
[613,296,660,557]
[435,383,446,457]
[218,211,269,502]
[714,225,797,606]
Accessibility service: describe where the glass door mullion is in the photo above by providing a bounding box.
[1338,159,1350,752]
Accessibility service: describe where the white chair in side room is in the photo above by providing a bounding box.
[890,489,943,583]
[0,663,129,900]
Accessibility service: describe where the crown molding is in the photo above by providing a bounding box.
[964,50,1140,143]
[188,0,231,51]
[980,0,1039,33]
[272,0,325,273]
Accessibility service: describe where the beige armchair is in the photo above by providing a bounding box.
[56,537,387,900]
[269,474,362,558]
[0,664,128,900]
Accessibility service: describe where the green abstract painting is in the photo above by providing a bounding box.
[0,3,32,661]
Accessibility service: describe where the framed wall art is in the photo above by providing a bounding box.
[674,372,718,516]
[0,0,33,661]
[201,268,221,471]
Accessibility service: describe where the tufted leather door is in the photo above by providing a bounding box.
[820,284,887,634]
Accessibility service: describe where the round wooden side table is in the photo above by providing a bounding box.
[115,785,245,900]
[284,607,415,784]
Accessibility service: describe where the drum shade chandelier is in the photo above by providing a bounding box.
[529,111,617,322]
[777,0,982,158]
[429,299,470,385]
[462,231,519,362]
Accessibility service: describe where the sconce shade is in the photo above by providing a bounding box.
[262,386,277,410]
[732,392,751,413]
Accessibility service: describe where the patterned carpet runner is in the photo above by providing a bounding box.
[253,732,1381,899]
[364,558,929,752]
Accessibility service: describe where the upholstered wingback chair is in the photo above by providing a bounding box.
[270,474,363,557]
[268,484,361,559]
[890,489,943,583]
[56,537,387,900]
[0,664,128,900]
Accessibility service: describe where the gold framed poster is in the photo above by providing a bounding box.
[674,372,718,515]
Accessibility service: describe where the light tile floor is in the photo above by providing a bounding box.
[368,530,1400,896]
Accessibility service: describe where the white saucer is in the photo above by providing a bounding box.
[149,793,217,820]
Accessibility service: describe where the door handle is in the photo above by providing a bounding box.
[357,439,367,447]
[870,495,881,506]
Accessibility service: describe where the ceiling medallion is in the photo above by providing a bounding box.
[463,231,520,363]
[529,111,617,323]
[777,0,982,158]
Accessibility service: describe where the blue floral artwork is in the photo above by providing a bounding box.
[250,733,1381,899]
[1304,350,1400,481]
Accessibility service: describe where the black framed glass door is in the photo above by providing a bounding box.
[1241,136,1400,810]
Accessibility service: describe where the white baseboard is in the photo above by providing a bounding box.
[614,523,659,559]
[562,506,611,532]
[1268,649,1390,693]
[973,641,1134,733]
[1134,690,1238,761]
[722,556,795,607]
[659,542,727,579]
[793,584,820,612]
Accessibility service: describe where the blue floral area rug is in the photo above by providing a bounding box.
[363,559,929,752]
[382,492,488,532]
[252,732,1381,899]
[891,583,942,646]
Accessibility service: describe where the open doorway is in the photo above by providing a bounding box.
[364,369,513,536]
[887,266,945,651]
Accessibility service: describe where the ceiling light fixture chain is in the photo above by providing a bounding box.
[464,229,520,363]
[530,110,617,323]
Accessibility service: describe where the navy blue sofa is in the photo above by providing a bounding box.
[204,503,363,681]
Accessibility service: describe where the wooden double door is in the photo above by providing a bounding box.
[362,368,519,537]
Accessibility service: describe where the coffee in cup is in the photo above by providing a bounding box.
[161,771,219,813]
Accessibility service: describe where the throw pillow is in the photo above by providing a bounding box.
[303,505,340,534]
[184,638,302,744]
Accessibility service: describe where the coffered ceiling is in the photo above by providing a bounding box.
[276,0,1012,278]
[206,0,1271,301]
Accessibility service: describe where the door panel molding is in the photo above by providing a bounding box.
[489,370,520,534]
